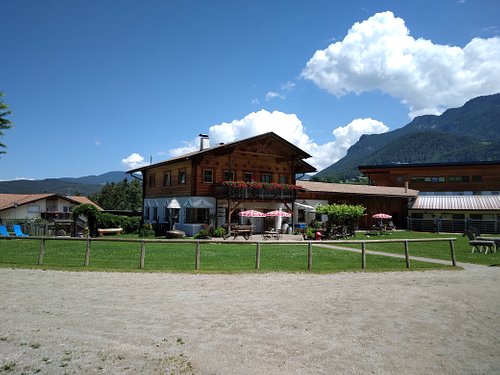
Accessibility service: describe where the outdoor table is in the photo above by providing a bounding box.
[262,231,282,240]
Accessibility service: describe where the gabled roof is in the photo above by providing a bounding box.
[410,195,500,211]
[299,181,419,198]
[128,132,316,174]
[0,194,102,212]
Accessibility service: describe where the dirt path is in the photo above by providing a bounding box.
[1,267,499,374]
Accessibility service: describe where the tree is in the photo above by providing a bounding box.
[316,203,366,239]
[0,92,13,154]
[89,178,142,211]
[73,203,100,237]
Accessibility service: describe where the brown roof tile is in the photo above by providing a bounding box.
[298,181,418,197]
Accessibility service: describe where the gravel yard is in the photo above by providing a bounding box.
[0,266,499,374]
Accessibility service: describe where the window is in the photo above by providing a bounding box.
[144,207,150,221]
[411,213,423,219]
[148,174,156,188]
[152,207,158,222]
[279,175,288,184]
[396,176,404,182]
[448,176,470,182]
[244,172,253,182]
[298,209,306,222]
[185,208,210,224]
[431,177,445,183]
[261,173,272,183]
[469,214,482,220]
[27,205,40,213]
[178,169,186,184]
[163,171,171,186]
[224,171,234,181]
[203,169,213,183]
[472,175,482,182]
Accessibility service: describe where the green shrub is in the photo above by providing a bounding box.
[138,224,155,238]
[211,227,227,238]
[194,229,210,239]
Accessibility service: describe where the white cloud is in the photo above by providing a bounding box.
[204,110,388,171]
[265,91,285,101]
[251,98,260,105]
[121,153,147,170]
[301,11,500,118]
[280,81,296,92]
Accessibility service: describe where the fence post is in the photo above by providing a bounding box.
[361,242,366,269]
[307,241,312,271]
[140,240,145,269]
[38,238,45,265]
[255,242,261,270]
[84,238,91,267]
[404,240,410,268]
[449,239,457,267]
[195,241,200,270]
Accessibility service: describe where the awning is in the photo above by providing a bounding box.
[166,198,181,209]
[193,199,212,208]
[295,202,316,212]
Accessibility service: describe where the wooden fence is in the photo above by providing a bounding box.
[0,236,457,271]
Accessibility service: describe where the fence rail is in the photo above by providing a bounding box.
[0,235,457,271]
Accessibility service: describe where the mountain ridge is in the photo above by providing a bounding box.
[0,171,131,195]
[315,93,500,180]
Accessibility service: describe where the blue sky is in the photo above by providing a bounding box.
[1,0,499,180]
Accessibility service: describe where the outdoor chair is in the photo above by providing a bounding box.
[13,224,29,237]
[0,225,9,236]
[463,230,495,254]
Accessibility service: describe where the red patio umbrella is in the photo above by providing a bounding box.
[372,213,392,219]
[266,210,292,217]
[238,210,266,217]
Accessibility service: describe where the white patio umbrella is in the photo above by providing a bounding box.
[238,210,266,231]
[266,210,292,217]
[238,210,266,217]
[372,213,392,219]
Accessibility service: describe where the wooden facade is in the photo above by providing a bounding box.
[359,161,500,192]
[128,132,316,235]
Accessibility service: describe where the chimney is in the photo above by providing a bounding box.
[199,133,210,150]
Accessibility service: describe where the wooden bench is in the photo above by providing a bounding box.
[464,230,496,254]
[98,228,123,236]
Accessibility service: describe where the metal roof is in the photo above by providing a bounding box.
[410,195,500,211]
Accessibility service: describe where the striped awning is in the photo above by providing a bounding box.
[410,195,500,211]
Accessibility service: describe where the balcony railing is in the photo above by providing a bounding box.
[41,212,72,220]
[214,183,298,201]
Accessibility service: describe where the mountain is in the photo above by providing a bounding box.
[315,93,500,180]
[0,171,131,195]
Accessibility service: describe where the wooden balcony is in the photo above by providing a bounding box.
[41,212,72,220]
[214,182,298,201]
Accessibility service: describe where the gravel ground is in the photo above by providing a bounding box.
[0,266,499,374]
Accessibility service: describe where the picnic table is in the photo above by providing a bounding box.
[262,230,282,240]
[477,237,499,253]
[224,225,254,240]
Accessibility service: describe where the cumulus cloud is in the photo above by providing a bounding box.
[301,11,500,117]
[202,110,387,171]
[121,153,147,170]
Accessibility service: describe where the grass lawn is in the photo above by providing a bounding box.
[0,237,454,273]
[340,230,500,266]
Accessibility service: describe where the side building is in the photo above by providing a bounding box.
[358,161,500,233]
